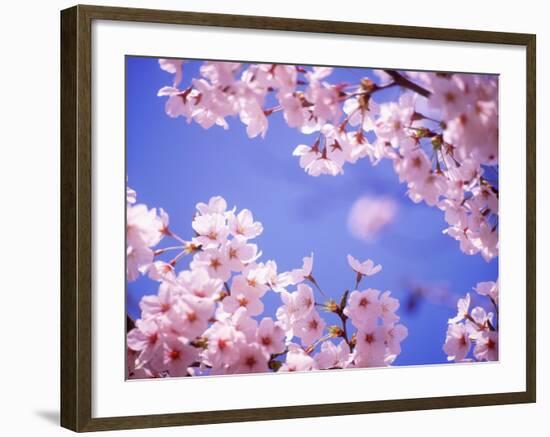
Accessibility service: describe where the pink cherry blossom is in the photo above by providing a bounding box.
[279,92,308,128]
[192,213,229,248]
[127,319,162,366]
[347,255,382,277]
[407,172,448,207]
[146,261,176,282]
[289,254,314,284]
[394,148,431,184]
[228,209,263,239]
[156,62,499,261]
[126,186,136,204]
[374,93,416,147]
[473,331,498,361]
[202,321,246,370]
[344,289,382,330]
[263,260,293,293]
[343,96,379,132]
[239,97,269,138]
[177,268,223,299]
[229,307,259,342]
[200,61,240,87]
[384,323,408,356]
[276,284,315,332]
[256,318,286,355]
[223,237,260,272]
[222,282,264,317]
[379,291,401,325]
[294,309,326,347]
[190,249,231,282]
[443,323,471,362]
[347,196,397,242]
[157,85,198,120]
[475,280,499,305]
[314,340,351,369]
[127,245,154,282]
[280,343,317,372]
[139,281,178,320]
[354,326,387,367]
[168,295,215,339]
[159,58,184,86]
[152,335,198,377]
[229,343,270,374]
[196,196,229,215]
[448,293,471,324]
[127,204,163,256]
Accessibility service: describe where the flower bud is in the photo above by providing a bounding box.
[324,300,339,313]
[328,325,345,338]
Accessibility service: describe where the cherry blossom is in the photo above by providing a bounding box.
[294,309,326,347]
[475,280,499,305]
[314,340,351,370]
[223,237,260,272]
[126,194,408,378]
[229,343,270,374]
[125,58,501,380]
[443,279,499,362]
[159,58,184,87]
[156,61,499,261]
[347,196,397,242]
[347,255,382,277]
[280,343,317,372]
[344,289,382,330]
[443,323,471,362]
[152,335,198,377]
[256,317,286,355]
[177,268,223,299]
[192,213,229,248]
[228,209,263,239]
[276,284,315,333]
[448,293,471,324]
[190,249,231,282]
[473,331,499,362]
[126,194,165,281]
[354,326,388,367]
[289,254,314,284]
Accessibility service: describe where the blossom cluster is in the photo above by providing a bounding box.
[443,279,499,362]
[126,191,408,378]
[157,60,499,261]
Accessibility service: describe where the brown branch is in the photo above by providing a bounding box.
[383,70,432,98]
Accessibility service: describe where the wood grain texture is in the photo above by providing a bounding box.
[60,4,537,432]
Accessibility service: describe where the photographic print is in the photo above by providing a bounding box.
[125,57,499,380]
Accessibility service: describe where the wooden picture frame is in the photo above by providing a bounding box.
[60,4,536,432]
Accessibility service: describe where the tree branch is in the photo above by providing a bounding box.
[383,70,432,98]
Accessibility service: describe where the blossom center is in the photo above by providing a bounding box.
[309,319,319,331]
[210,258,222,270]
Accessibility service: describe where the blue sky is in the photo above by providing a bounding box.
[126,57,498,366]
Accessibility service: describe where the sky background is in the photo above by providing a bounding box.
[125,56,498,367]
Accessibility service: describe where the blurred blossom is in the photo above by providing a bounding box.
[347,196,398,242]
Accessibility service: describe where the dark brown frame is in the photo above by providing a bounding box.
[60,4,536,432]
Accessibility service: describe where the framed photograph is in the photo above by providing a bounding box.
[60,4,536,432]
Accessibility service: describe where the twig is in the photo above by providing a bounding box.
[383,70,432,98]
